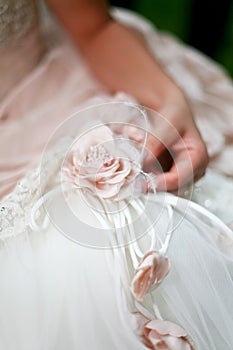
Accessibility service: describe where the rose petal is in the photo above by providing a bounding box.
[95,182,124,199]
[133,313,194,350]
[146,320,187,338]
[164,335,193,350]
[131,250,170,301]
[145,320,194,350]
[79,161,120,180]
[73,125,114,155]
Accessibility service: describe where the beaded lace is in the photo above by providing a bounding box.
[0,141,64,240]
[0,0,37,47]
[0,0,45,101]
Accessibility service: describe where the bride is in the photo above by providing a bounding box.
[0,1,233,349]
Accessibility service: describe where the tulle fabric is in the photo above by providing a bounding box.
[0,228,147,350]
[0,177,233,350]
[143,198,233,350]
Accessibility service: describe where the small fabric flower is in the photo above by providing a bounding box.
[131,250,170,301]
[144,319,195,350]
[62,125,141,200]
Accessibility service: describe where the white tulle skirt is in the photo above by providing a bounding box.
[0,170,233,350]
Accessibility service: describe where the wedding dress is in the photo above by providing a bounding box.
[0,2,233,350]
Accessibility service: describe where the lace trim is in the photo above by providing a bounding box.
[0,168,40,238]
[0,0,37,47]
[0,139,67,240]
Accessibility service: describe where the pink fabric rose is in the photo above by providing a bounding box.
[143,319,195,350]
[131,250,170,301]
[133,313,194,350]
[62,125,140,200]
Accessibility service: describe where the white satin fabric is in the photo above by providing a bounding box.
[0,7,233,350]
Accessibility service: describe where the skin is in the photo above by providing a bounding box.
[47,0,209,192]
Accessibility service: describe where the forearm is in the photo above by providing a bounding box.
[46,0,111,48]
[81,21,181,108]
[46,0,181,110]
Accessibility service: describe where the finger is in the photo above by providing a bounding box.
[122,123,177,166]
[155,138,208,192]
[143,148,174,175]
[143,123,181,164]
[144,102,189,163]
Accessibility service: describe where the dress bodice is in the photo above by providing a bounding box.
[0,0,45,100]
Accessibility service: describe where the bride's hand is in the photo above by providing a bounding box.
[47,0,209,192]
[143,86,209,193]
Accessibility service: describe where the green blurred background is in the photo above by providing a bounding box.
[112,0,233,77]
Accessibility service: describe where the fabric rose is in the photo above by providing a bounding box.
[62,125,141,200]
[131,250,170,301]
[144,319,195,350]
[133,313,194,350]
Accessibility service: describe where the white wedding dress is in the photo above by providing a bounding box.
[0,2,233,350]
